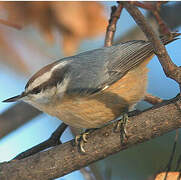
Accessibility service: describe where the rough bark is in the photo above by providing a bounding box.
[0,96,181,180]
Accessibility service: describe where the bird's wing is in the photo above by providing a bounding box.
[105,40,153,86]
[66,40,154,96]
[105,32,180,86]
[29,34,177,97]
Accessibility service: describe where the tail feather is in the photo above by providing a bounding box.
[161,32,181,45]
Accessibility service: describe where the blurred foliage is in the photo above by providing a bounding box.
[0,1,107,74]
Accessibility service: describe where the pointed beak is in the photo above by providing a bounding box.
[2,92,26,103]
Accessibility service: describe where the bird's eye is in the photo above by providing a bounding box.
[31,87,42,94]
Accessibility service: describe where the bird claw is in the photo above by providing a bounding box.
[114,113,128,144]
[75,131,90,153]
[82,132,89,142]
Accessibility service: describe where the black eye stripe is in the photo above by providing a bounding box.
[28,65,70,95]
[25,61,59,90]
[30,87,42,94]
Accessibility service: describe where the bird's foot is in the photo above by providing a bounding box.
[75,129,96,153]
[114,113,128,144]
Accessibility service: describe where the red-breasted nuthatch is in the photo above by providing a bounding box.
[3,33,180,130]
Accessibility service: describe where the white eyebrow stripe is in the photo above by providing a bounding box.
[26,60,69,92]
[51,61,69,72]
[27,71,52,92]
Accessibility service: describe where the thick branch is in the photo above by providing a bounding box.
[1,96,181,180]
[0,102,41,139]
[123,2,181,84]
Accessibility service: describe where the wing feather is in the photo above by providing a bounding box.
[62,33,180,96]
[107,41,153,84]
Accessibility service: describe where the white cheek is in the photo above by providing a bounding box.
[24,76,70,105]
[56,76,70,98]
[24,87,57,104]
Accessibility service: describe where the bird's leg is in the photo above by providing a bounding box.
[75,128,97,153]
[114,113,129,144]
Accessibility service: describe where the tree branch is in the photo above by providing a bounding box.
[104,4,123,47]
[163,130,179,179]
[130,1,170,35]
[115,2,181,44]
[144,94,163,105]
[13,123,68,160]
[123,2,181,85]
[1,95,181,180]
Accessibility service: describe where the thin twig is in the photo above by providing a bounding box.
[164,130,179,180]
[104,4,123,47]
[152,2,170,35]
[175,127,181,178]
[176,154,181,171]
[176,134,181,173]
[144,94,163,105]
[130,1,153,10]
[115,2,181,44]
[123,2,181,86]
[13,123,68,160]
[130,1,170,35]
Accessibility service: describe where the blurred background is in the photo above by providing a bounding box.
[0,1,181,180]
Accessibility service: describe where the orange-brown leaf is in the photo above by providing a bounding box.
[1,2,107,55]
[155,172,181,180]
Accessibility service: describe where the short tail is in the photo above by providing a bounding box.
[161,32,181,45]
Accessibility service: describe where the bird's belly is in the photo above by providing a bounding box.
[51,65,149,129]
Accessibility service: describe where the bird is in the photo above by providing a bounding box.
[3,32,180,152]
